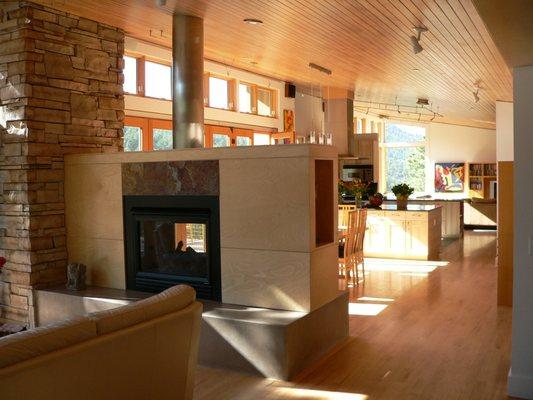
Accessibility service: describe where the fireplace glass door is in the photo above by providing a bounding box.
[139,220,208,279]
[124,195,221,300]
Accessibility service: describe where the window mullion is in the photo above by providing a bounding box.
[252,85,258,114]
[137,57,145,97]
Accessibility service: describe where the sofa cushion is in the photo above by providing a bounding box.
[0,317,97,369]
[89,285,196,335]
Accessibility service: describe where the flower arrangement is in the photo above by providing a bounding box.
[338,180,368,206]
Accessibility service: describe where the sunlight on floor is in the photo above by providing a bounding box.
[357,296,394,302]
[363,258,448,273]
[274,387,368,399]
[398,272,431,277]
[349,302,388,316]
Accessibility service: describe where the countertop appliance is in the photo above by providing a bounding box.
[341,164,373,182]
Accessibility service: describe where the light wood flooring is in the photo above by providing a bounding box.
[194,231,513,400]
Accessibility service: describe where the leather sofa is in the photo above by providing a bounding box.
[0,285,202,400]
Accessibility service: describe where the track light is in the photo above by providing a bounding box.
[473,88,480,103]
[410,27,427,54]
[472,81,481,103]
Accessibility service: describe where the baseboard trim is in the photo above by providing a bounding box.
[509,368,533,399]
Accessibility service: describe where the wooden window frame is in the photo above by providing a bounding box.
[205,73,236,111]
[150,119,173,151]
[123,116,149,151]
[143,58,172,101]
[238,81,277,118]
[124,116,173,151]
[205,125,257,148]
[237,81,257,114]
[122,56,278,120]
[204,125,233,148]
[256,85,277,118]
[123,54,143,96]
[233,128,254,146]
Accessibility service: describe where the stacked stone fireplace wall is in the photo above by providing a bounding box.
[0,1,124,324]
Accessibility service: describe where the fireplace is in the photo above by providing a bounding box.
[123,195,221,301]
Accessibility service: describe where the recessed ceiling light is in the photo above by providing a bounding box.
[243,18,263,25]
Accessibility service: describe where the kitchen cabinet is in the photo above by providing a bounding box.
[354,135,375,161]
[383,200,463,239]
[364,205,442,260]
[463,200,497,227]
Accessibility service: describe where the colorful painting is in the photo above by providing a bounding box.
[283,109,294,132]
[435,163,465,192]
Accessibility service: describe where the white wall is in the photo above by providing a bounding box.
[295,91,324,137]
[124,37,294,131]
[496,101,514,161]
[510,65,533,400]
[426,122,496,197]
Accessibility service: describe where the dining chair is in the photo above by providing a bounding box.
[338,204,356,232]
[353,208,368,284]
[338,209,368,286]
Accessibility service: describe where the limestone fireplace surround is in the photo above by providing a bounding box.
[63,144,339,313]
[32,144,349,379]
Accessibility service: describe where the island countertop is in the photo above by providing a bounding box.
[372,204,441,212]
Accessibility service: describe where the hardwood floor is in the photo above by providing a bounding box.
[194,231,513,400]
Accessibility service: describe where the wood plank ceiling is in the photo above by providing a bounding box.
[472,0,533,69]
[34,0,513,129]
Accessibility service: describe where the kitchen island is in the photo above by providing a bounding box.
[364,204,442,261]
[383,199,463,239]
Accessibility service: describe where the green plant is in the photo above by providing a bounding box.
[391,183,414,200]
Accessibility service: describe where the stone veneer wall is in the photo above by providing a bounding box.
[0,1,124,324]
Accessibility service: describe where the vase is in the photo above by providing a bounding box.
[396,198,408,210]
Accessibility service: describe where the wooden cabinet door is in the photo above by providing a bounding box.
[358,138,374,160]
[406,220,428,257]
[386,218,407,256]
[354,134,377,161]
[365,213,386,253]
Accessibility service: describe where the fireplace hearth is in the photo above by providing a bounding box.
[123,195,221,301]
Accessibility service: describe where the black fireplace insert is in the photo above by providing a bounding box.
[123,195,221,301]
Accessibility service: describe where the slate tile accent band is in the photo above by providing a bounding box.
[122,160,219,196]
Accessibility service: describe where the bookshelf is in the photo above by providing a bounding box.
[468,163,497,199]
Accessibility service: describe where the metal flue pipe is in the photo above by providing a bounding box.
[172,14,204,148]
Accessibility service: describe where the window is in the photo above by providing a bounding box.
[152,128,173,150]
[253,132,271,145]
[123,55,138,94]
[356,118,363,134]
[204,125,258,148]
[382,123,427,193]
[208,76,233,110]
[237,82,276,117]
[212,133,231,148]
[145,61,171,100]
[238,83,254,113]
[123,56,280,120]
[124,117,172,151]
[257,87,273,117]
[123,126,142,152]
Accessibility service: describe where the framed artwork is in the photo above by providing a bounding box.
[283,109,294,132]
[435,163,465,192]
